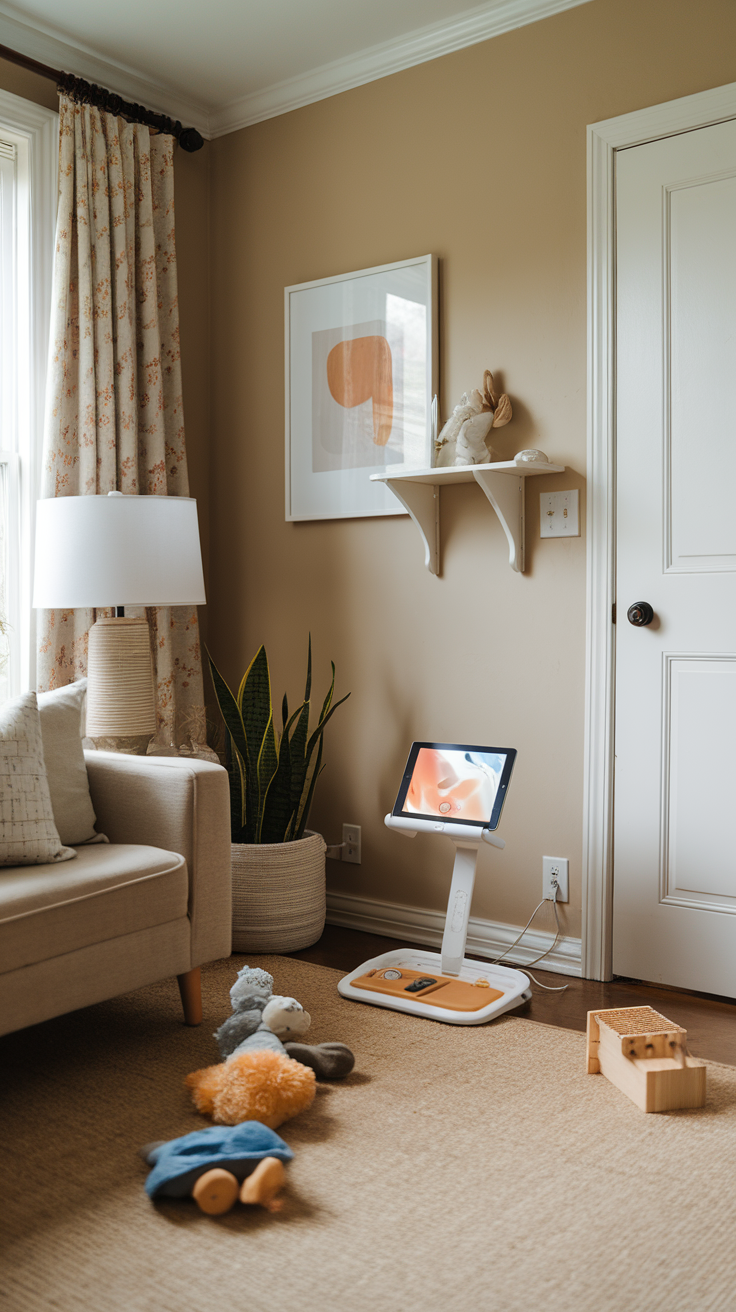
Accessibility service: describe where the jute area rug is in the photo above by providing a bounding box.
[2,955,736,1312]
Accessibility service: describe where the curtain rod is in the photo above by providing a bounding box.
[0,43,204,151]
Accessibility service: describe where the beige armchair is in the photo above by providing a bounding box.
[0,751,231,1037]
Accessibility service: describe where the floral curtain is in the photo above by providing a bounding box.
[37,94,207,753]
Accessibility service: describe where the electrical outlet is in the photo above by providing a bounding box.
[342,823,361,864]
[542,855,569,902]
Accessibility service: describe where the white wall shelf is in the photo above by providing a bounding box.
[371,459,565,575]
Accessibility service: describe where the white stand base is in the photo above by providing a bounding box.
[337,948,531,1026]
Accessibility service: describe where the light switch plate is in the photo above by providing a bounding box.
[540,489,579,538]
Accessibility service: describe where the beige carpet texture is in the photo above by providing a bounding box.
[2,954,736,1312]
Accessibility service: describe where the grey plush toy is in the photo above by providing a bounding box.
[214,966,279,1057]
[214,965,355,1080]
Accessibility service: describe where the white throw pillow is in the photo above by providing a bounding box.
[0,691,76,866]
[37,679,98,846]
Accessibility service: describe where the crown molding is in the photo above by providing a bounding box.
[0,6,212,137]
[208,0,592,137]
[0,0,591,143]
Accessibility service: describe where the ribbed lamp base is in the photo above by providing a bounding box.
[86,617,157,749]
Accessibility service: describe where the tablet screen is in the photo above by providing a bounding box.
[392,742,516,831]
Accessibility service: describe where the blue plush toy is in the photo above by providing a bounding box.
[140,1121,293,1215]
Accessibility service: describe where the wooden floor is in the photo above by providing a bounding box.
[289,924,736,1067]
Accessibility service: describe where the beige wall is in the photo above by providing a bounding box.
[5,0,736,948]
[207,0,736,944]
[0,56,57,113]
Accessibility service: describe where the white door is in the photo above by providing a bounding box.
[613,119,736,995]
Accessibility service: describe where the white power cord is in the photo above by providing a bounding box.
[489,883,569,993]
[326,849,569,994]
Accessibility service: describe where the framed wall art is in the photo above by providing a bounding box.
[285,253,438,521]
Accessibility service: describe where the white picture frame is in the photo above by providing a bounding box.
[285,253,438,521]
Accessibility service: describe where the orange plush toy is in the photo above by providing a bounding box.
[186,966,354,1128]
[187,1047,317,1128]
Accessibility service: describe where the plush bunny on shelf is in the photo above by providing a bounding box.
[435,369,513,467]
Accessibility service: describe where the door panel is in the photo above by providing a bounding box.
[665,657,736,909]
[669,172,736,569]
[613,120,736,996]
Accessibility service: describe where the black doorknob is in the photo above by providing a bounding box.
[627,602,654,627]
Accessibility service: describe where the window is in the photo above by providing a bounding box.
[0,90,56,699]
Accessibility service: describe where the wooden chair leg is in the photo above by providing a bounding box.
[177,966,203,1026]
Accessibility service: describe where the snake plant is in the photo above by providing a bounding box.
[208,639,349,845]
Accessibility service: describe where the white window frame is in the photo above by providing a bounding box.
[0,88,57,696]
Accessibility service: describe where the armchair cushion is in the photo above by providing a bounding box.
[0,692,75,866]
[0,843,188,972]
[37,679,98,845]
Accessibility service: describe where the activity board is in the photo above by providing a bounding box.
[340,950,531,1025]
[338,742,531,1026]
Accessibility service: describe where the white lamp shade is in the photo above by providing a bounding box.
[33,493,206,609]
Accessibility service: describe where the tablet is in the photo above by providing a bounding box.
[392,742,516,831]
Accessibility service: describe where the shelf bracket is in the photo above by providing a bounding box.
[385,478,439,575]
[375,458,562,575]
[472,469,525,573]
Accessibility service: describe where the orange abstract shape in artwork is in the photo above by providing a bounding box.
[326,335,394,446]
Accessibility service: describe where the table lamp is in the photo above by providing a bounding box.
[33,492,206,751]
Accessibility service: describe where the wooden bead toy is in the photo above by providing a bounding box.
[586,1005,706,1113]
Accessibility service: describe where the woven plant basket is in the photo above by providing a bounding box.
[231,830,327,953]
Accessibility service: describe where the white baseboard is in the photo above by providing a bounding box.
[326,890,582,978]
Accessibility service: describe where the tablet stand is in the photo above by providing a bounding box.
[441,841,484,975]
[337,814,532,1026]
